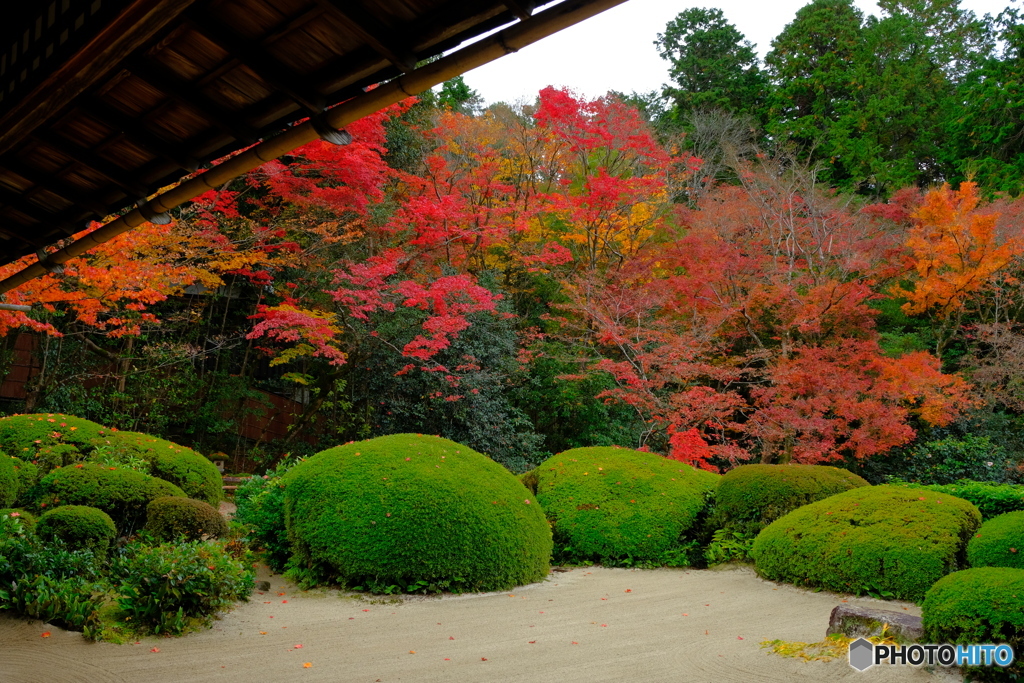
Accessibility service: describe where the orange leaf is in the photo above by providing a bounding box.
[303,663,312,668]
[40,632,50,638]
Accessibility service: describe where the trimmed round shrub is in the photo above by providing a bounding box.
[283,434,552,592]
[33,463,184,533]
[36,505,117,554]
[968,511,1024,570]
[144,496,228,541]
[90,432,221,506]
[11,457,39,504]
[0,508,37,534]
[0,454,16,508]
[922,568,1024,680]
[0,414,110,461]
[751,485,981,601]
[531,446,719,562]
[712,464,869,536]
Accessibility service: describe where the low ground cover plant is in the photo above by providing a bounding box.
[751,485,981,601]
[283,434,552,592]
[528,446,718,566]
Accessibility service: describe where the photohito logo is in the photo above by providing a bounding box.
[848,638,1015,671]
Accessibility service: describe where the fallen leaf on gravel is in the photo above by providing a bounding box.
[303,663,312,668]
[481,657,488,661]
[624,589,631,593]
[682,613,688,616]
[449,636,455,640]
[444,658,450,661]
[529,641,536,644]
[278,592,286,596]
[600,624,608,627]
[150,648,160,653]
[294,644,303,649]
[571,642,578,645]
[409,651,416,654]
[363,609,370,612]
[259,632,267,635]
[40,632,50,638]
[282,600,288,603]
[737,636,744,640]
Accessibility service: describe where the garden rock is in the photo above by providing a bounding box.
[826,604,923,642]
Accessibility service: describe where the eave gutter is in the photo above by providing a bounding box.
[0,0,629,297]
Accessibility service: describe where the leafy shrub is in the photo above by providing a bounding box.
[968,511,1024,570]
[0,508,37,533]
[0,454,15,508]
[31,444,85,474]
[37,505,118,555]
[112,540,254,635]
[922,568,1024,680]
[144,496,228,541]
[913,480,1024,520]
[0,513,100,585]
[895,435,1011,485]
[0,414,110,461]
[0,573,104,635]
[234,464,292,571]
[531,446,718,563]
[751,485,981,601]
[11,458,38,504]
[711,464,869,537]
[283,434,552,592]
[33,463,184,533]
[90,432,221,506]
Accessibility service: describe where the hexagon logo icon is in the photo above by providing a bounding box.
[849,637,875,671]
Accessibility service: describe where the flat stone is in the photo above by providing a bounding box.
[254,580,271,592]
[826,604,924,643]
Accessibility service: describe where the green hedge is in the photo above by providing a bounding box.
[0,454,16,508]
[922,567,1024,680]
[968,511,1024,570]
[909,481,1024,520]
[37,505,117,555]
[90,432,221,506]
[0,414,109,460]
[11,458,38,505]
[33,463,184,533]
[144,496,228,541]
[283,434,552,592]
[751,485,981,601]
[712,464,868,536]
[234,464,292,572]
[0,508,37,533]
[531,446,718,563]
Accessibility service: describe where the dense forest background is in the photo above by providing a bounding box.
[1,0,1022,482]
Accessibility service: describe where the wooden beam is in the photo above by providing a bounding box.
[32,132,152,199]
[0,160,109,216]
[186,14,326,113]
[316,0,418,73]
[127,58,261,144]
[82,97,201,172]
[0,0,200,158]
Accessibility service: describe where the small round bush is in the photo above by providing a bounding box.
[0,508,37,534]
[90,432,221,506]
[922,567,1024,680]
[532,446,719,562]
[968,511,1024,570]
[712,464,869,536]
[0,454,16,508]
[33,463,184,533]
[283,434,552,592]
[113,540,254,635]
[0,414,110,461]
[36,505,117,554]
[751,485,981,601]
[144,496,228,541]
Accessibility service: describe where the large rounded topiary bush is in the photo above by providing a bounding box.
[36,505,117,554]
[922,568,1024,680]
[0,414,110,461]
[283,434,551,592]
[968,511,1024,570]
[33,463,184,533]
[751,485,981,601]
[144,496,228,541]
[90,431,221,506]
[530,446,718,562]
[712,464,868,536]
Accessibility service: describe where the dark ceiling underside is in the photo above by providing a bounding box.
[0,0,538,266]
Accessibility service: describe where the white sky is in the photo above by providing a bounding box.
[462,0,1012,106]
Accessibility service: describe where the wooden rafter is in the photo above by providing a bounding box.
[316,0,418,73]
[82,97,201,172]
[0,161,109,217]
[32,132,151,199]
[186,14,326,113]
[127,58,261,144]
